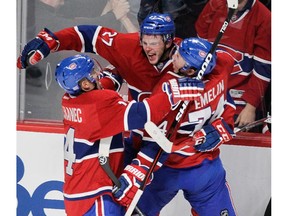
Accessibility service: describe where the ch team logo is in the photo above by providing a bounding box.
[68,62,77,69]
[220,209,229,216]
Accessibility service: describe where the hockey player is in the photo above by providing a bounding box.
[113,38,237,215]
[195,0,271,129]
[54,53,204,216]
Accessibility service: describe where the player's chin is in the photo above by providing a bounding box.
[149,61,158,66]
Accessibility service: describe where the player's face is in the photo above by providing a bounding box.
[171,50,196,76]
[171,50,186,71]
[141,35,166,65]
[80,79,96,92]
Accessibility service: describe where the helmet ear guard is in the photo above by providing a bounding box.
[55,54,97,95]
[178,37,217,77]
[162,33,174,44]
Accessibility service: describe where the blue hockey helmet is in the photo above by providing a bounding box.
[55,54,95,95]
[140,12,175,42]
[178,37,216,76]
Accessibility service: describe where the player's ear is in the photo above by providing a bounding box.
[80,79,91,91]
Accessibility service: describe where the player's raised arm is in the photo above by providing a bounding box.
[17,25,100,69]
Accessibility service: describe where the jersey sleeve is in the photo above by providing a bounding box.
[93,89,171,137]
[54,26,96,52]
[54,25,121,55]
[242,7,271,108]
[216,52,236,129]
[124,91,171,131]
[241,68,270,108]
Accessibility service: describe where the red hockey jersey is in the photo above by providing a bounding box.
[196,0,271,114]
[55,25,181,102]
[61,89,170,215]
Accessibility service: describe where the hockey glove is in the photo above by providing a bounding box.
[17,28,59,69]
[99,65,123,91]
[113,159,151,207]
[162,77,204,109]
[193,118,235,152]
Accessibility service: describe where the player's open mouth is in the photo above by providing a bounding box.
[147,53,156,62]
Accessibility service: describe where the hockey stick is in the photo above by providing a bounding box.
[98,137,145,216]
[234,115,271,133]
[125,0,238,213]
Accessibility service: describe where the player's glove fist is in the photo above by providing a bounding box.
[17,28,59,69]
[193,118,235,152]
[162,77,204,109]
[99,65,123,91]
[113,160,151,207]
